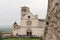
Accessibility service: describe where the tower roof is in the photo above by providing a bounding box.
[21,6,30,13]
[14,22,17,25]
[21,6,29,9]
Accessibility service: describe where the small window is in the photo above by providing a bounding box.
[28,16,30,18]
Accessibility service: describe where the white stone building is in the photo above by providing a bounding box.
[12,6,45,37]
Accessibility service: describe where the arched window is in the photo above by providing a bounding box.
[26,28,32,36]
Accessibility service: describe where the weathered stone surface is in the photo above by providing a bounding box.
[43,0,60,40]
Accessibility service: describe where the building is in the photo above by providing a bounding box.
[12,6,45,37]
[43,0,60,40]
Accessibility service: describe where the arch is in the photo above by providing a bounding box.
[26,28,32,36]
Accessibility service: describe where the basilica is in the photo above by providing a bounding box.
[12,6,45,37]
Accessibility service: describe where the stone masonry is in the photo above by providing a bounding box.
[43,0,60,40]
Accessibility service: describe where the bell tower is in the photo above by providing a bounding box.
[13,22,18,30]
[21,6,30,19]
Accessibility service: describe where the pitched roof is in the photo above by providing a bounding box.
[22,12,38,19]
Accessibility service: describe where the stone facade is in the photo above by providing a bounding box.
[12,6,45,37]
[43,0,60,40]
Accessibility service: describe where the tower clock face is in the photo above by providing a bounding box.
[26,20,32,25]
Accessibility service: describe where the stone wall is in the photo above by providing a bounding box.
[43,0,60,40]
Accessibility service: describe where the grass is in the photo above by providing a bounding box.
[0,38,40,40]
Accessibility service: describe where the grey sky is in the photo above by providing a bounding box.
[0,0,48,25]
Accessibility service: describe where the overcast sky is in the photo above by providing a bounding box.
[0,0,48,25]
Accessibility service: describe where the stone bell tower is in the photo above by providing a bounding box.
[13,22,18,30]
[21,6,30,19]
[43,0,60,40]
